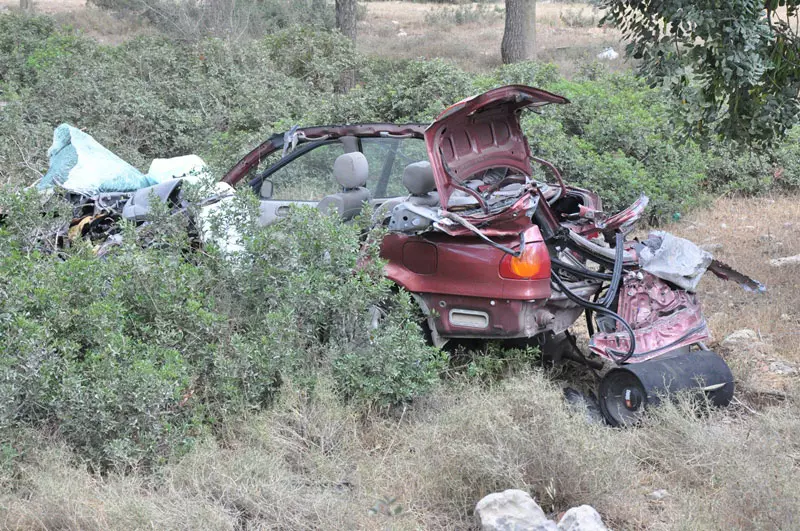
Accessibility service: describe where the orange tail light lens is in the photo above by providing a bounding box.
[499,243,551,280]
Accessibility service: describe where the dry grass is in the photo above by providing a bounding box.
[2,372,799,530]
[358,1,629,75]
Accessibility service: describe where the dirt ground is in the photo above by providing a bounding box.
[358,1,627,75]
[665,195,800,395]
[0,0,86,12]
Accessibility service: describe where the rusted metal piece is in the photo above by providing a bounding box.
[708,259,766,293]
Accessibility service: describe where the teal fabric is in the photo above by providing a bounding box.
[39,124,157,194]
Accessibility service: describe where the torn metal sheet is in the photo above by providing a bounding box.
[708,259,767,293]
[637,231,712,292]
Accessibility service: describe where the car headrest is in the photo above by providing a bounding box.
[333,152,369,189]
[402,161,436,196]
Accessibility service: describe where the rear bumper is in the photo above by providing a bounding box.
[417,293,552,340]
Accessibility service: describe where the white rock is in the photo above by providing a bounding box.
[596,48,618,60]
[647,489,669,501]
[769,361,797,375]
[769,254,800,267]
[475,490,557,531]
[397,29,408,37]
[721,329,758,345]
[557,505,609,531]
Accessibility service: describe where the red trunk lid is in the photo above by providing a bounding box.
[424,85,569,212]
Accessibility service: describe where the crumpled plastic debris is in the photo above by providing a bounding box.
[637,231,712,291]
[39,124,211,194]
[148,155,210,185]
[39,124,157,194]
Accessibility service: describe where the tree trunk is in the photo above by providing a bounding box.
[502,0,536,64]
[20,0,32,10]
[335,0,357,42]
[335,0,358,93]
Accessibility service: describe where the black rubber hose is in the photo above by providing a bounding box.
[600,232,625,308]
[551,258,613,281]
[551,272,636,364]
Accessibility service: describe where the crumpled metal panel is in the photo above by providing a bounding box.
[590,272,710,363]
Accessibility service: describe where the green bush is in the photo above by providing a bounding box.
[265,25,357,92]
[0,12,57,87]
[0,189,442,469]
[524,72,707,220]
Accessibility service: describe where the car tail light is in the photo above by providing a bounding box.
[499,243,551,280]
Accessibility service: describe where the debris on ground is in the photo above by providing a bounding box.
[637,230,712,291]
[647,489,669,502]
[23,124,233,253]
[40,124,157,194]
[596,47,619,60]
[475,490,609,531]
[562,387,604,425]
[769,254,800,267]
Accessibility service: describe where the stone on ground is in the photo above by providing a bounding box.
[475,489,557,531]
[557,505,609,531]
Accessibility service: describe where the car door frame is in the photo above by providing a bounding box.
[221,124,428,225]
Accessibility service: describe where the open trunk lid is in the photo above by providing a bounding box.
[424,85,569,212]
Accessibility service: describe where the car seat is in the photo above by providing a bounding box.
[373,161,439,224]
[317,152,371,221]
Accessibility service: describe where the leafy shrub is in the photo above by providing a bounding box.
[0,189,442,469]
[265,25,357,92]
[0,12,57,87]
[474,60,560,91]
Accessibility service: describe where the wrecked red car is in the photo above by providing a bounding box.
[223,85,761,425]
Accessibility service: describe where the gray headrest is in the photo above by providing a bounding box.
[402,161,436,196]
[333,152,369,189]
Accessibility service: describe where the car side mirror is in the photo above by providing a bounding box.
[260,179,274,199]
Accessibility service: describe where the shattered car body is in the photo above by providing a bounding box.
[224,85,762,425]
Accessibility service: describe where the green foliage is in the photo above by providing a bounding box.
[0,12,57,87]
[525,72,707,220]
[474,61,560,91]
[600,0,800,146]
[0,191,443,469]
[1,28,306,177]
[265,26,357,92]
[450,343,541,384]
[355,58,475,122]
